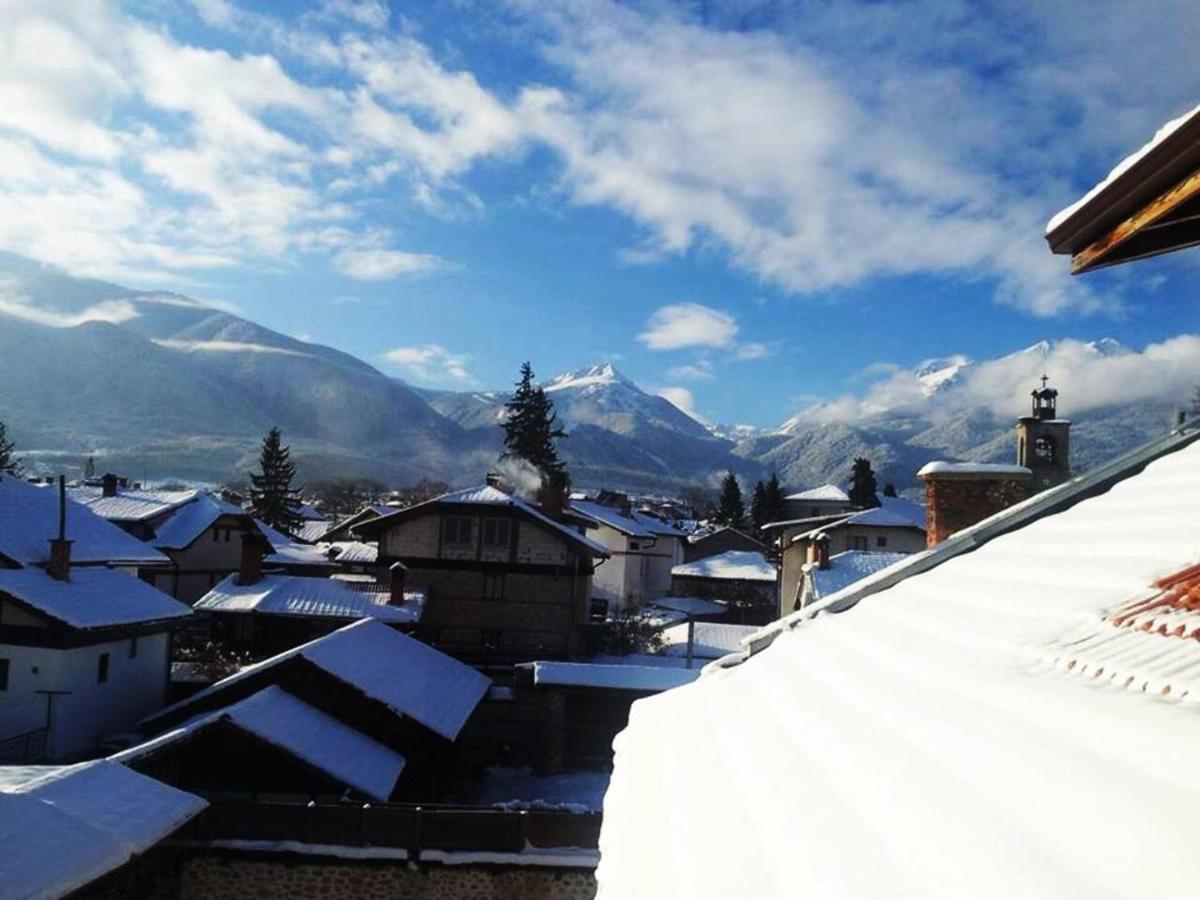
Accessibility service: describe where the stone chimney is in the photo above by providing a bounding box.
[389,561,408,606]
[812,533,830,570]
[238,532,268,585]
[48,476,72,581]
[101,473,119,498]
[917,462,1031,547]
[540,484,566,521]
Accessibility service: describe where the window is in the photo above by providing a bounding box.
[97,653,109,684]
[129,636,138,659]
[483,573,505,599]
[443,516,474,545]
[630,541,640,551]
[0,658,9,691]
[212,527,219,542]
[850,536,868,551]
[481,518,511,549]
[876,536,888,548]
[1034,435,1057,463]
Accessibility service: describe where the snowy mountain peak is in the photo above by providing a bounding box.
[915,354,972,396]
[544,362,631,392]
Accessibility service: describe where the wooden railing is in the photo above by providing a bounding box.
[0,727,48,763]
[179,799,602,861]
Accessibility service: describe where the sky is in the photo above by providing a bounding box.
[2,0,1200,428]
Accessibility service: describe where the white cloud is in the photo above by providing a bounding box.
[665,359,715,381]
[382,344,472,382]
[657,386,703,421]
[732,342,774,361]
[638,303,738,350]
[334,248,449,280]
[0,293,139,328]
[153,338,308,355]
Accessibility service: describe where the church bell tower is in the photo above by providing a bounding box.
[1016,375,1071,492]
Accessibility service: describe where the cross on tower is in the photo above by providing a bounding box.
[1040,374,1049,389]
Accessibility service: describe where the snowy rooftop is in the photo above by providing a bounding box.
[0,566,191,629]
[151,492,249,550]
[659,622,758,660]
[597,427,1200,899]
[294,519,333,543]
[649,596,727,618]
[672,550,776,583]
[150,619,490,742]
[68,486,197,523]
[195,573,423,625]
[521,660,700,692]
[324,540,378,564]
[784,484,850,503]
[117,686,405,801]
[877,495,925,528]
[255,518,335,568]
[0,759,205,899]
[0,476,168,567]
[570,501,655,538]
[805,550,912,602]
[917,461,1032,478]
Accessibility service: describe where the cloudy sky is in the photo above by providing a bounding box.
[2,0,1200,426]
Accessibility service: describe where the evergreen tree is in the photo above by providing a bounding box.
[764,472,787,525]
[249,426,303,534]
[501,362,569,493]
[0,420,19,475]
[716,471,746,526]
[750,479,768,531]
[882,482,898,498]
[848,457,881,508]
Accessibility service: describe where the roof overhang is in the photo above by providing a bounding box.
[1047,106,1200,273]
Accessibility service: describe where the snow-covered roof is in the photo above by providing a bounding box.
[570,501,655,538]
[324,540,377,564]
[843,506,925,530]
[254,518,335,568]
[294,519,333,543]
[116,686,405,801]
[916,461,1031,478]
[0,567,191,630]
[520,660,699,692]
[150,619,490,742]
[369,485,610,558]
[195,573,423,625]
[0,759,205,900]
[672,550,776,583]
[784,484,850,503]
[0,476,168,567]
[659,622,758,660]
[631,510,685,537]
[649,596,727,618]
[68,486,197,523]
[597,426,1200,899]
[151,492,249,550]
[805,550,911,602]
[877,495,925,528]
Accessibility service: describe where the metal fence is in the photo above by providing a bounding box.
[0,727,48,763]
[180,799,602,859]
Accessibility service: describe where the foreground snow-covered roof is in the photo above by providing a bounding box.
[0,566,191,629]
[149,618,490,742]
[0,759,205,899]
[116,686,405,801]
[0,476,168,567]
[597,430,1200,899]
[672,550,776,582]
[196,573,423,624]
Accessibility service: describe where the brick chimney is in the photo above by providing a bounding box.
[238,532,268,585]
[47,476,72,581]
[101,473,119,498]
[812,533,830,570]
[540,483,566,521]
[389,561,408,606]
[918,463,1031,547]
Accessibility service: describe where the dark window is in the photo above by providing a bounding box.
[483,573,505,599]
[212,528,220,542]
[630,541,640,551]
[443,516,474,545]
[1034,435,1056,463]
[97,653,109,684]
[129,636,138,658]
[876,536,887,548]
[224,528,231,542]
[0,658,9,691]
[481,518,511,548]
[851,536,868,551]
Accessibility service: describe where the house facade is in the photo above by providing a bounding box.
[569,499,685,612]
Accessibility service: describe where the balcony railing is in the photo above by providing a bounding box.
[0,727,48,763]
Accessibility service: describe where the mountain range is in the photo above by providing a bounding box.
[0,253,1186,495]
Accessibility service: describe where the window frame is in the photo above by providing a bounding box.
[442,515,475,546]
[483,572,505,599]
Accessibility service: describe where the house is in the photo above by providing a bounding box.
[683,526,767,563]
[0,759,206,898]
[71,477,259,604]
[670,550,777,625]
[138,618,490,801]
[321,503,396,543]
[781,483,855,521]
[569,498,685,612]
[194,536,424,657]
[357,483,610,664]
[0,476,190,761]
[793,549,910,611]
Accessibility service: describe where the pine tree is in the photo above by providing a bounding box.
[716,471,746,526]
[249,426,303,534]
[848,457,881,508]
[0,420,19,475]
[750,479,768,531]
[764,472,787,525]
[882,482,898,498]
[501,362,569,492]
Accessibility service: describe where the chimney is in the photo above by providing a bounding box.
[619,498,632,519]
[101,473,119,498]
[238,532,268,585]
[389,561,408,605]
[540,483,566,520]
[47,476,72,581]
[485,472,503,490]
[813,533,830,570]
[917,462,1031,547]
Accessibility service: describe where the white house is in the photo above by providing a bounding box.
[570,500,686,611]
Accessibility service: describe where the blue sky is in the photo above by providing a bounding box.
[3,0,1200,427]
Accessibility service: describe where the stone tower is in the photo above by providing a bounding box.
[1016,376,1071,492]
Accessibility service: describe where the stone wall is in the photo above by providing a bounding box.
[921,475,1030,546]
